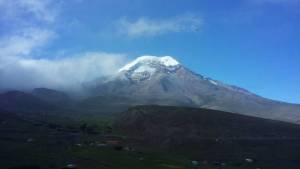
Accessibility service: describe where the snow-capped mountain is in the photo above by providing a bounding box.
[117,56,253,95]
[119,56,180,72]
[119,56,182,82]
[86,56,300,124]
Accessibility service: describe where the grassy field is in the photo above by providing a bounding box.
[0,111,220,169]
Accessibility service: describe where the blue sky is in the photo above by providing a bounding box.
[0,0,299,103]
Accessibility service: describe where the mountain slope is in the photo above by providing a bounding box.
[116,105,300,139]
[32,88,72,106]
[0,91,55,113]
[86,56,300,123]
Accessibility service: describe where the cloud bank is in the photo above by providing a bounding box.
[117,14,203,37]
[0,52,127,90]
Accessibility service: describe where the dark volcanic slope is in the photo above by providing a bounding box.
[32,88,72,106]
[117,105,300,138]
[116,105,300,169]
[0,91,55,113]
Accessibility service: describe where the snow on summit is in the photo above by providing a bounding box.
[119,56,180,72]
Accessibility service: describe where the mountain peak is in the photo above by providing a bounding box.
[119,55,180,72]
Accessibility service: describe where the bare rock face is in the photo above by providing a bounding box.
[86,56,300,124]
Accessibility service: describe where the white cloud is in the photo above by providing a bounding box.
[0,52,127,90]
[0,0,58,23]
[0,28,55,58]
[0,0,58,62]
[116,14,203,37]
